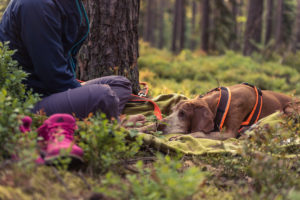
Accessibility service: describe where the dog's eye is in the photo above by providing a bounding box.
[178,110,185,118]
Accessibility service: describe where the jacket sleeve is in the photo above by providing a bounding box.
[19,0,81,94]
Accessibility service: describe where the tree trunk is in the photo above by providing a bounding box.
[144,0,157,46]
[158,0,166,49]
[190,0,197,50]
[294,0,300,51]
[172,0,181,53]
[265,0,274,45]
[78,0,141,94]
[243,0,263,56]
[275,0,284,49]
[230,0,238,50]
[179,0,186,51]
[201,0,210,52]
[237,0,244,50]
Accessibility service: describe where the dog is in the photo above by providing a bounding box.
[137,83,298,140]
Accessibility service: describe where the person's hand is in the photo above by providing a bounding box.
[80,82,86,86]
[121,114,146,128]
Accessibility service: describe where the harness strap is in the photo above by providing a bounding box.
[214,87,231,131]
[77,79,85,83]
[128,82,163,120]
[239,83,263,133]
[128,94,163,120]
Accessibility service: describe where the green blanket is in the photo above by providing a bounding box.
[123,94,299,156]
[123,94,188,117]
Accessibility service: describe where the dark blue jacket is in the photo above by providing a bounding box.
[0,0,89,96]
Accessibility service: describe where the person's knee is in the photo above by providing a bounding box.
[112,75,131,86]
[90,84,120,118]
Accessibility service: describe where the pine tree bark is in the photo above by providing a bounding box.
[243,0,263,56]
[265,0,274,45]
[78,0,141,94]
[201,0,210,52]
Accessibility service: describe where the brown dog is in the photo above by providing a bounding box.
[137,84,298,140]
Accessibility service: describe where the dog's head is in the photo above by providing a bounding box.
[161,99,215,134]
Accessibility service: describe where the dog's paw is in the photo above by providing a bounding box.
[169,135,183,141]
[121,114,146,128]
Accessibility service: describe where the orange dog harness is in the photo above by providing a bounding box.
[212,83,263,133]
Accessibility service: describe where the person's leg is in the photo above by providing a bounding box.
[32,84,121,119]
[84,76,132,113]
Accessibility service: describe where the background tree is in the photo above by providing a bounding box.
[243,0,263,56]
[158,0,166,49]
[179,0,186,51]
[275,0,297,51]
[171,0,186,53]
[265,0,274,45]
[295,0,300,51]
[230,0,239,50]
[201,0,210,52]
[275,0,284,49]
[210,0,235,53]
[190,0,198,50]
[144,0,157,46]
[78,0,141,94]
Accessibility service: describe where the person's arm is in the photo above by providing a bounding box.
[20,0,81,94]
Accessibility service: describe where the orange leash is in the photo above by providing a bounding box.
[77,79,163,120]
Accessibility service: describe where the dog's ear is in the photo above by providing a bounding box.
[191,107,214,133]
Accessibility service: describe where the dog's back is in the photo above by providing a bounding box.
[260,90,293,118]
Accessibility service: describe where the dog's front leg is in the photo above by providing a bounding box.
[169,132,207,141]
[135,123,159,133]
[195,131,238,141]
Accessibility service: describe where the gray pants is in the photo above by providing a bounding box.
[32,76,132,119]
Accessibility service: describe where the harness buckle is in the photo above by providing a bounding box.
[138,92,147,97]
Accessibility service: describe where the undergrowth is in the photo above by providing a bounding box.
[0,42,300,199]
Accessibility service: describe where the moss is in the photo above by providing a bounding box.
[0,166,93,200]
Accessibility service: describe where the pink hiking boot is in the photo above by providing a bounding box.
[37,114,83,165]
[19,116,32,133]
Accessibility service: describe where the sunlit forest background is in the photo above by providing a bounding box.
[139,0,300,56]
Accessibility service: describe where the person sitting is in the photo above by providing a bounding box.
[1,0,145,164]
[0,0,133,120]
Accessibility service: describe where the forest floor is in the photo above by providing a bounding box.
[1,42,300,200]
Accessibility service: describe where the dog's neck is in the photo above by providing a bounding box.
[202,92,221,117]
